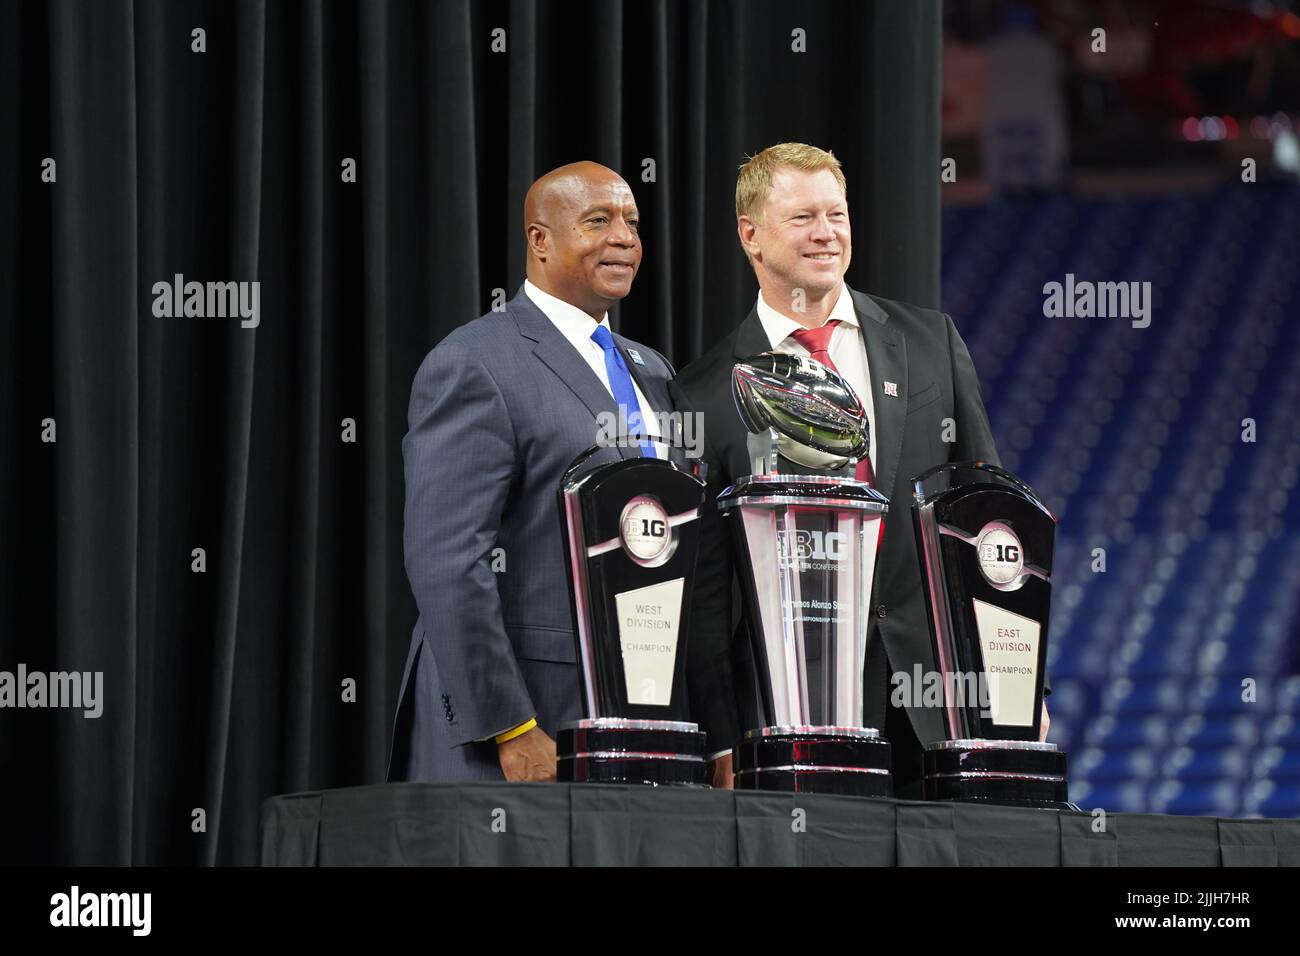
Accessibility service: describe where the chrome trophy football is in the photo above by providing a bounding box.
[732,352,869,469]
[721,352,893,796]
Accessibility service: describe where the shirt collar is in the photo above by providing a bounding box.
[523,279,610,349]
[755,283,858,349]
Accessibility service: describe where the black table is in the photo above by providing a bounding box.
[260,782,1300,866]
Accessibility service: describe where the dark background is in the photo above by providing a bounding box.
[0,0,943,864]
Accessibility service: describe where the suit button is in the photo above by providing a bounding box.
[876,604,888,619]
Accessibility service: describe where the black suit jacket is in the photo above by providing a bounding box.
[671,284,1021,752]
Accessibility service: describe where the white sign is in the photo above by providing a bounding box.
[972,598,1040,727]
[614,578,683,706]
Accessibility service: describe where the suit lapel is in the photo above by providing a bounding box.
[849,286,908,498]
[732,304,774,361]
[618,336,668,417]
[715,305,775,478]
[511,287,635,461]
[617,336,685,466]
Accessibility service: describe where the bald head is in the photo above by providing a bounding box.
[524,162,642,320]
[524,161,623,228]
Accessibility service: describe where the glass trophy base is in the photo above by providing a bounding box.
[733,725,893,797]
[922,739,1076,810]
[555,718,709,787]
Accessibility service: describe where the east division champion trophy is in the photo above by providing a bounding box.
[720,353,893,796]
[911,462,1073,809]
[556,444,710,786]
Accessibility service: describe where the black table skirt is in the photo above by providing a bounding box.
[259,782,1300,866]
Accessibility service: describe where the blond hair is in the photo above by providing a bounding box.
[735,142,847,225]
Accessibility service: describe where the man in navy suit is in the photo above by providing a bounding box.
[388,162,731,784]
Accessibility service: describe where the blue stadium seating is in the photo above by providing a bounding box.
[942,182,1300,817]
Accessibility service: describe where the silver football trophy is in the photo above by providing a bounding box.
[721,353,893,795]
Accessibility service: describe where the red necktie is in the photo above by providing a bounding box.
[790,320,876,486]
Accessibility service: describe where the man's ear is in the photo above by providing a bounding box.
[737,216,761,263]
[526,223,549,260]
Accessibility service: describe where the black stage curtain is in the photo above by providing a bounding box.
[0,0,941,864]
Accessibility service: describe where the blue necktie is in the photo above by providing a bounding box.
[591,324,655,458]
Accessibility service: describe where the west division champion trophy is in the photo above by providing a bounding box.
[556,444,710,786]
[911,462,1073,809]
[720,353,893,796]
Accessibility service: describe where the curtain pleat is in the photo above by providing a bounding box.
[0,0,941,864]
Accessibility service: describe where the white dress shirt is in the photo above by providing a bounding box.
[524,280,666,458]
[755,284,877,474]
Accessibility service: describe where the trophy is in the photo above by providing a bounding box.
[720,353,893,796]
[911,462,1073,809]
[555,444,710,786]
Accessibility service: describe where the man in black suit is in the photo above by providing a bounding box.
[672,143,1049,794]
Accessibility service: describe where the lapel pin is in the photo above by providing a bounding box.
[883,381,898,397]
[627,348,646,366]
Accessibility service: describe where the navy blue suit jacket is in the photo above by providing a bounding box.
[388,286,686,781]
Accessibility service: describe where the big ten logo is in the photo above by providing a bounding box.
[975,523,1023,586]
[978,539,1020,563]
[635,515,666,538]
[780,529,847,562]
[619,496,671,563]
